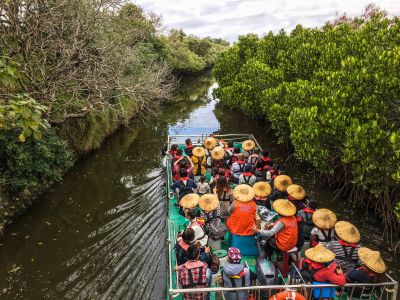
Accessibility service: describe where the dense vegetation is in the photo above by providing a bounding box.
[0,1,226,198]
[213,6,400,245]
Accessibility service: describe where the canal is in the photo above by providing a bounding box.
[0,75,398,299]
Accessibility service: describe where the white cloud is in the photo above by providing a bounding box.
[132,0,400,41]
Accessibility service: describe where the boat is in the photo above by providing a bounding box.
[165,133,398,300]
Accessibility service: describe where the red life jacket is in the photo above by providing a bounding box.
[236,160,246,172]
[299,258,325,276]
[258,156,272,170]
[185,145,193,150]
[170,149,178,156]
[178,238,190,251]
[242,172,253,185]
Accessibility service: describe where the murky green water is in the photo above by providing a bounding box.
[0,75,398,299]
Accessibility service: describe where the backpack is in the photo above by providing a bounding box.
[210,250,220,274]
[208,218,227,240]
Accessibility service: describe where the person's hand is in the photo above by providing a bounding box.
[205,246,211,253]
[265,223,273,230]
[252,225,260,233]
[195,241,201,247]
[336,266,343,274]
[174,265,179,271]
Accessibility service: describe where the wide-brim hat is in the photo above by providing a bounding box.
[211,146,225,160]
[204,137,217,150]
[358,247,387,273]
[287,184,306,200]
[233,184,255,202]
[242,140,255,151]
[253,181,272,197]
[179,193,199,209]
[305,244,336,263]
[272,199,297,217]
[335,221,361,244]
[273,175,293,192]
[312,208,337,230]
[192,147,206,158]
[199,194,219,212]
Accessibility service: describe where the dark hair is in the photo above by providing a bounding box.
[305,198,318,210]
[185,208,197,220]
[211,167,219,176]
[171,144,178,151]
[179,160,187,168]
[262,150,269,157]
[187,244,200,260]
[185,138,192,145]
[228,141,233,148]
[179,168,188,177]
[182,228,195,244]
[218,169,225,176]
[217,176,230,199]
[234,147,240,154]
[254,147,260,154]
[177,148,183,155]
[200,176,206,183]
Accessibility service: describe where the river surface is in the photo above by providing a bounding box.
[0,75,398,299]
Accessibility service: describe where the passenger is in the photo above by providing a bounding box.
[185,138,194,157]
[172,169,197,200]
[332,221,361,273]
[255,150,273,178]
[191,147,207,178]
[265,164,280,182]
[269,175,293,202]
[216,176,234,219]
[299,244,346,286]
[226,185,257,236]
[231,153,246,184]
[170,144,178,157]
[172,148,184,165]
[174,157,194,181]
[224,141,235,165]
[221,247,257,300]
[252,181,272,208]
[177,244,212,300]
[175,228,195,265]
[204,137,217,167]
[197,176,211,196]
[210,146,226,169]
[241,139,255,158]
[179,193,200,217]
[184,208,208,247]
[229,147,241,165]
[199,194,226,240]
[238,164,256,186]
[286,184,306,210]
[208,167,219,190]
[247,147,260,169]
[311,208,337,249]
[253,199,298,259]
[297,199,318,244]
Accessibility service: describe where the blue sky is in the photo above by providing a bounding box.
[133,0,400,41]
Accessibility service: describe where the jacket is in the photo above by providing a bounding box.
[226,200,256,236]
[222,263,252,300]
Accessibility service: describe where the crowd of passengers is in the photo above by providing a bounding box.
[168,136,389,300]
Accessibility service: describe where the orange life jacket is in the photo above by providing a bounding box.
[269,291,306,300]
[275,216,298,251]
[226,200,256,236]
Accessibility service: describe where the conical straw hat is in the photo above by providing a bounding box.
[335,221,360,244]
[358,247,387,273]
[272,199,296,217]
[287,184,306,200]
[312,208,337,230]
[204,137,217,150]
[199,194,219,212]
[253,181,272,197]
[273,175,293,192]
[233,184,255,202]
[211,146,225,160]
[305,244,336,263]
[242,140,255,151]
[179,193,199,209]
[192,147,206,158]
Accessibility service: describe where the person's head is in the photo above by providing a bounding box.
[262,150,269,157]
[228,247,242,264]
[185,138,192,146]
[234,147,240,154]
[187,244,200,261]
[179,168,188,178]
[185,208,197,220]
[177,148,183,156]
[179,160,187,169]
[218,168,225,176]
[253,147,260,154]
[182,228,195,244]
[200,176,206,183]
[305,198,318,210]
[171,144,178,151]
[244,164,252,172]
[237,153,244,160]
[227,141,233,148]
[211,167,219,176]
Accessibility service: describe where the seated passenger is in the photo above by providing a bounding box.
[253,199,298,258]
[224,141,235,165]
[199,194,226,241]
[174,157,194,181]
[255,150,273,177]
[172,169,197,200]
[191,147,207,178]
[299,244,346,286]
[184,138,194,157]
[229,147,241,165]
[252,181,272,208]
[169,144,178,157]
[177,244,211,300]
[204,137,217,167]
[246,147,260,169]
[208,167,219,190]
[332,221,361,273]
[216,176,234,219]
[221,247,257,300]
[175,228,195,265]
[226,185,256,236]
[185,208,208,247]
[241,139,255,158]
[310,208,337,249]
[197,176,211,196]
[297,198,318,243]
[211,146,226,169]
[172,148,184,164]
[286,184,306,210]
[269,175,293,202]
[231,153,246,184]
[239,164,256,186]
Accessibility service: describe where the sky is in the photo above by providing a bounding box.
[132,0,400,42]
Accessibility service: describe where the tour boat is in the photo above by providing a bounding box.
[165,134,398,300]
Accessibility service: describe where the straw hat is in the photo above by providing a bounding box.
[233,184,255,203]
[287,184,306,200]
[242,140,255,151]
[253,181,272,198]
[192,147,206,158]
[312,208,337,230]
[305,244,336,263]
[211,146,225,160]
[358,247,387,273]
[272,199,297,217]
[204,137,217,150]
[199,194,219,212]
[273,175,293,192]
[335,221,361,244]
[179,193,199,209]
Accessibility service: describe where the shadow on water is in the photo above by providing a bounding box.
[0,74,398,300]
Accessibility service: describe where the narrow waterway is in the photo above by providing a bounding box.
[0,75,398,299]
